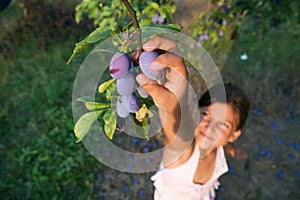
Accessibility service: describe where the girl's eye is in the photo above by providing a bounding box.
[201,110,209,116]
[218,122,229,130]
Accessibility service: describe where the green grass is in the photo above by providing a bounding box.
[0,2,23,38]
[0,29,103,199]
[221,19,300,117]
[216,17,300,200]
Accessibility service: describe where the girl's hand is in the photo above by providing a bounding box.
[136,35,194,146]
[136,35,188,113]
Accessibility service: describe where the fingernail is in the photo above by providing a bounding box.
[136,74,148,85]
[143,40,154,51]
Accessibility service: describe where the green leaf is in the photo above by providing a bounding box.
[67,28,112,64]
[164,4,176,13]
[74,111,103,143]
[75,1,89,23]
[163,24,182,32]
[139,19,152,27]
[101,6,113,17]
[103,108,116,139]
[145,23,182,33]
[75,5,84,23]
[75,96,95,102]
[87,0,99,10]
[98,78,115,93]
[150,2,159,10]
[105,81,116,100]
[104,118,116,139]
[141,117,149,138]
[140,24,182,43]
[90,7,99,18]
[103,108,115,124]
[160,9,167,19]
[76,98,110,110]
[135,104,149,122]
[132,114,150,140]
[141,5,153,15]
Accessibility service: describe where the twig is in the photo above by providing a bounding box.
[120,0,142,58]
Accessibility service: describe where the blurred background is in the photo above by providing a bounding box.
[0,0,299,199]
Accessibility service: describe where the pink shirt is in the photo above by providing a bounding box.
[151,146,228,200]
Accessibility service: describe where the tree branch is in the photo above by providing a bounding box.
[120,0,142,58]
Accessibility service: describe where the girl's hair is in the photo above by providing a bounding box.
[198,83,250,130]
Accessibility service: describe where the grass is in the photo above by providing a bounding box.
[0,2,299,200]
[221,19,300,117]
[0,2,23,38]
[0,4,103,198]
[0,38,102,199]
[216,17,300,200]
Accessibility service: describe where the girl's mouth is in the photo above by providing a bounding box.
[199,131,214,141]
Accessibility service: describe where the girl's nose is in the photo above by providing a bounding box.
[203,120,210,129]
[199,116,211,129]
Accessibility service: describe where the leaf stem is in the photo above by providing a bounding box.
[120,0,142,58]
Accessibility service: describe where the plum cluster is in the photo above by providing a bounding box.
[109,51,165,118]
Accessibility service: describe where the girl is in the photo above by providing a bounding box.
[136,36,250,200]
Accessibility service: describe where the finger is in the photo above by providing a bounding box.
[136,73,175,108]
[151,52,187,79]
[143,35,177,52]
[136,73,156,87]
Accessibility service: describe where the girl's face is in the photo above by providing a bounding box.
[194,102,241,156]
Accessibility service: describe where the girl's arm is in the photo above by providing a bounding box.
[136,36,185,141]
[136,36,196,156]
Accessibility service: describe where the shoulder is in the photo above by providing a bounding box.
[163,141,196,169]
[213,146,229,179]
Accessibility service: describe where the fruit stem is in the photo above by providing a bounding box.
[120,0,142,58]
